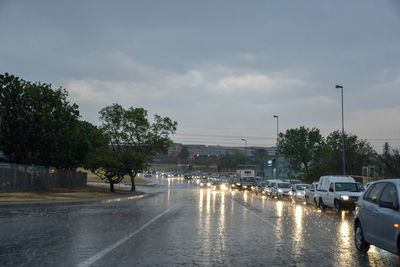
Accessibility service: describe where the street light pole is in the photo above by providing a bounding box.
[336,85,345,175]
[273,115,279,178]
[273,115,279,145]
[241,138,247,168]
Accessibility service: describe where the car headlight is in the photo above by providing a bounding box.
[243,186,247,188]
[341,195,349,201]
[296,192,304,196]
[207,183,211,186]
[200,183,204,186]
[213,186,216,190]
[221,185,227,190]
[236,183,241,186]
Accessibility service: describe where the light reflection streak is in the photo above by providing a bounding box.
[206,189,211,215]
[219,192,226,251]
[276,201,283,217]
[293,205,303,258]
[243,191,248,202]
[335,213,352,266]
[274,201,284,250]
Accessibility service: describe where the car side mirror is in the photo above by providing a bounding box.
[379,201,395,209]
[329,188,334,192]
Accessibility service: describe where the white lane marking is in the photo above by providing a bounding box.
[77,207,174,267]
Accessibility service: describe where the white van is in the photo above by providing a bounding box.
[316,176,365,212]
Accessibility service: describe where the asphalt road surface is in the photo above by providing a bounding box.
[1,176,399,266]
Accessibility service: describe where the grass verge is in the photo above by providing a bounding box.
[0,185,134,202]
[77,168,146,183]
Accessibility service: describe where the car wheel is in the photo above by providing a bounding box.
[334,200,341,213]
[314,199,318,208]
[319,199,325,210]
[355,222,370,253]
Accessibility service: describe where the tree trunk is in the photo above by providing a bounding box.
[110,181,114,192]
[130,173,136,192]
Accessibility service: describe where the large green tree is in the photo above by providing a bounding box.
[377,142,400,178]
[326,131,375,175]
[0,73,92,169]
[91,104,177,192]
[277,126,329,178]
[219,152,246,171]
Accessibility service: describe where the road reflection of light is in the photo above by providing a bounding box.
[274,201,284,250]
[219,192,226,251]
[334,214,352,266]
[276,201,283,217]
[199,189,203,212]
[206,189,211,215]
[293,205,303,259]
[212,191,216,212]
[295,205,303,229]
[243,191,248,202]
[168,178,171,188]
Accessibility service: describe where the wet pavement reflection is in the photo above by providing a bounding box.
[1,176,400,266]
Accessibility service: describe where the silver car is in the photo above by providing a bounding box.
[354,179,400,255]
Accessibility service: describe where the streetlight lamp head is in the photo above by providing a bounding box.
[241,138,246,141]
[273,115,278,118]
[335,85,343,89]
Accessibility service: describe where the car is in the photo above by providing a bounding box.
[184,174,193,180]
[305,182,320,206]
[199,179,212,188]
[354,179,400,256]
[271,182,292,198]
[290,183,311,202]
[212,181,229,191]
[265,180,283,196]
[317,175,365,212]
[252,181,267,195]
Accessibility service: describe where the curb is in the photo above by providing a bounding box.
[0,191,149,208]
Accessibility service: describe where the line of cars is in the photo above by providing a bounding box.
[196,171,400,257]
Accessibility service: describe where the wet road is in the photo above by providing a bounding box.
[1,176,400,266]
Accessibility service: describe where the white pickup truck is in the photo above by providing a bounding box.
[316,176,365,213]
[305,182,319,206]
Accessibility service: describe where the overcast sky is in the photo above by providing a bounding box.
[1,0,400,150]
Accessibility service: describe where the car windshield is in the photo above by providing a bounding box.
[242,177,255,183]
[335,182,365,192]
[296,184,310,190]
[278,183,291,188]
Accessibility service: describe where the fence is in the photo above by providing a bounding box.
[0,163,87,192]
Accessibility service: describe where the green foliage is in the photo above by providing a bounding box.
[377,143,400,178]
[251,148,268,176]
[326,131,375,175]
[88,103,177,191]
[278,126,329,178]
[178,146,189,161]
[0,73,98,169]
[219,152,246,171]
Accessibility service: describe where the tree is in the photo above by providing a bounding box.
[277,127,329,178]
[0,73,87,169]
[178,146,189,162]
[377,143,400,178]
[252,148,268,176]
[219,152,246,171]
[326,131,375,176]
[92,104,177,192]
